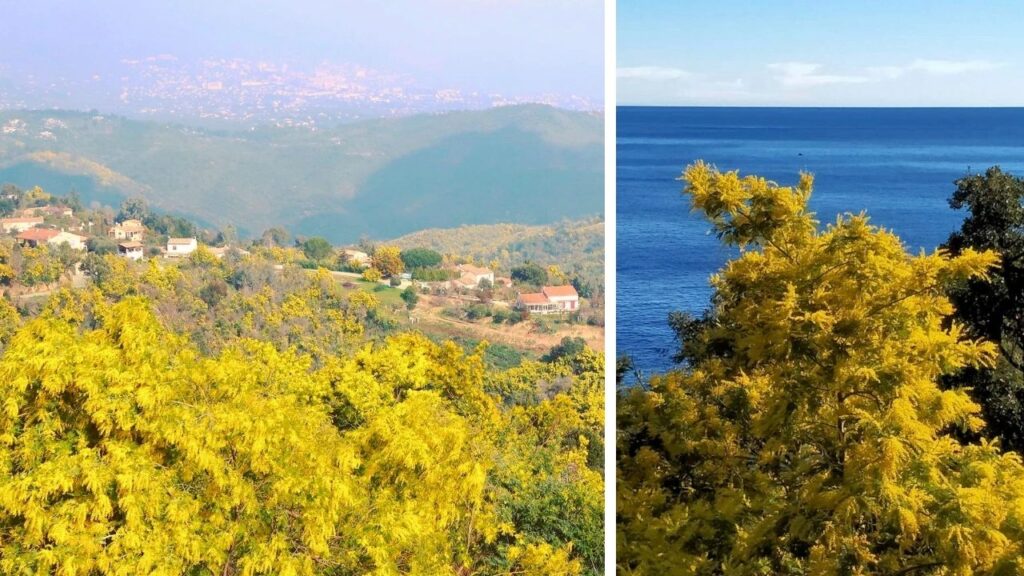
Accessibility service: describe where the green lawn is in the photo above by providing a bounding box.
[335,278,405,308]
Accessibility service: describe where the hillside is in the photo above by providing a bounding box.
[0,105,603,241]
[388,217,604,285]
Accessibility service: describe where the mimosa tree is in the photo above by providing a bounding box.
[618,162,1024,575]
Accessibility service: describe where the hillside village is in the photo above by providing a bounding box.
[0,183,603,357]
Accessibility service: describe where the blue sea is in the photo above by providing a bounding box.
[617,107,1024,378]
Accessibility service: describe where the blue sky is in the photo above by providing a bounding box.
[619,0,1024,106]
[0,0,603,103]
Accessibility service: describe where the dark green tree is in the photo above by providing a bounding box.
[400,285,419,310]
[943,165,1024,452]
[542,336,588,365]
[143,213,196,238]
[511,262,547,286]
[87,236,119,256]
[118,197,149,222]
[570,276,592,298]
[301,237,334,262]
[400,247,443,269]
[260,227,290,247]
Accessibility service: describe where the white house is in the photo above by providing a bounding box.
[515,285,580,314]
[50,231,88,251]
[118,241,144,261]
[16,228,87,250]
[453,264,495,289]
[166,237,198,257]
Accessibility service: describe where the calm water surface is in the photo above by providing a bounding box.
[617,107,1024,377]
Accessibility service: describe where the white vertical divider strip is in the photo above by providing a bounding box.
[603,0,617,572]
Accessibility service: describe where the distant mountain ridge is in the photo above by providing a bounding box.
[0,105,603,242]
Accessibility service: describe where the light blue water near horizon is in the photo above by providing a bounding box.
[617,107,1024,378]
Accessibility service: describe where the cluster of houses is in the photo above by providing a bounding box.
[410,261,580,315]
[448,263,580,314]
[0,207,583,314]
[0,210,244,262]
[0,205,89,251]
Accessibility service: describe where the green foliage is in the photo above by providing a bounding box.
[543,336,589,365]
[943,166,1024,453]
[300,236,333,262]
[571,276,593,298]
[400,285,419,310]
[260,226,290,247]
[466,303,493,321]
[391,217,604,293]
[618,163,1024,575]
[86,236,118,255]
[511,262,548,286]
[144,212,197,238]
[411,267,456,281]
[117,196,149,221]
[400,247,443,269]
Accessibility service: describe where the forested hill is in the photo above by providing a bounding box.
[388,217,604,289]
[0,105,603,241]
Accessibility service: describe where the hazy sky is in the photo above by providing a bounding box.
[0,0,603,101]
[619,0,1024,106]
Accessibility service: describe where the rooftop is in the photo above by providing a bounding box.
[542,285,579,298]
[17,228,61,241]
[518,292,550,305]
[457,264,492,276]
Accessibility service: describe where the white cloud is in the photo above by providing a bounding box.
[770,58,1007,89]
[865,65,905,80]
[767,62,869,87]
[617,66,692,81]
[907,58,1004,75]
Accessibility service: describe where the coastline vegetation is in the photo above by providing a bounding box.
[617,162,1024,575]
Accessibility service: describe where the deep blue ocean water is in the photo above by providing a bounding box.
[617,107,1024,378]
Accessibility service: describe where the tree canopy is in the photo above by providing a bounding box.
[511,262,547,287]
[943,166,1024,453]
[371,245,404,278]
[301,236,334,262]
[618,162,1024,575]
[0,244,603,574]
[400,247,443,270]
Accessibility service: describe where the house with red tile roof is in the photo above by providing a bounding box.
[17,228,87,250]
[515,284,580,314]
[16,228,61,247]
